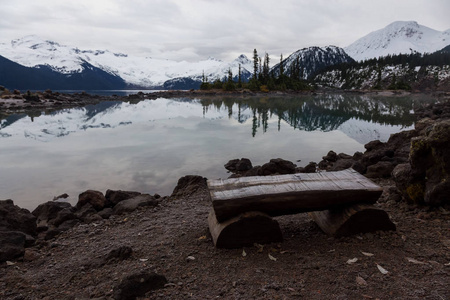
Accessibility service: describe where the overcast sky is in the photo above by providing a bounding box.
[1,0,449,62]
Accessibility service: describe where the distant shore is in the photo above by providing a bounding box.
[1,88,449,118]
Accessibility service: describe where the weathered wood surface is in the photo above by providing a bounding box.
[309,203,396,236]
[208,169,383,222]
[208,209,283,248]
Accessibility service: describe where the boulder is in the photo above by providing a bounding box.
[74,203,98,221]
[113,194,159,215]
[32,201,73,228]
[394,119,450,205]
[49,207,76,227]
[98,207,114,219]
[235,158,253,172]
[105,190,141,207]
[0,231,26,262]
[224,159,240,172]
[171,175,207,198]
[77,190,107,211]
[259,158,296,175]
[0,199,37,237]
[224,158,253,173]
[297,162,317,173]
[364,140,384,151]
[322,150,338,162]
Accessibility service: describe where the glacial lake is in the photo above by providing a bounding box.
[0,93,435,210]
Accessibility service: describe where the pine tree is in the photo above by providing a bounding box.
[238,64,242,88]
[253,49,258,79]
[279,54,284,77]
[262,53,270,84]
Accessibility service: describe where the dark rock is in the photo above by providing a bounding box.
[105,190,141,207]
[414,117,435,134]
[44,228,62,241]
[338,153,353,159]
[322,151,338,162]
[224,159,239,172]
[235,158,253,172]
[365,161,395,178]
[57,219,80,232]
[224,158,253,173]
[98,207,114,219]
[392,163,412,201]
[50,207,76,227]
[106,246,133,263]
[84,213,103,223]
[364,140,384,151]
[0,231,27,262]
[329,159,354,172]
[351,161,366,174]
[74,203,98,221]
[113,194,158,215]
[113,272,167,300]
[301,162,317,173]
[32,201,72,228]
[77,190,107,211]
[353,151,364,160]
[259,158,296,175]
[406,120,450,205]
[0,199,37,237]
[171,175,207,198]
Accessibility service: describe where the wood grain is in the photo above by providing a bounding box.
[208,169,383,222]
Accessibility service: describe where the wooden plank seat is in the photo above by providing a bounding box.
[207,168,396,248]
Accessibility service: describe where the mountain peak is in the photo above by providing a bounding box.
[345,21,449,61]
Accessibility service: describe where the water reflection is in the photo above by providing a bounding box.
[0,94,429,141]
[0,94,434,209]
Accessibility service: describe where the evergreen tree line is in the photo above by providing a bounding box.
[200,49,311,92]
[317,50,450,76]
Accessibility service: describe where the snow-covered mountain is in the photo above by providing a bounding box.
[271,46,354,79]
[345,21,450,61]
[0,35,253,89]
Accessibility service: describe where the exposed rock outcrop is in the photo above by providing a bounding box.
[0,199,37,262]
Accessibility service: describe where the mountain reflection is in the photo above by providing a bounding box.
[0,94,434,142]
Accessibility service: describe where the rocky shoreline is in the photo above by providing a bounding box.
[1,94,450,299]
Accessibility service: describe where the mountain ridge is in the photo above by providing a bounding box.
[345,21,450,61]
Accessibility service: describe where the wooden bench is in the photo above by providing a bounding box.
[207,168,396,248]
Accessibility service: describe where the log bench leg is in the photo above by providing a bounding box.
[309,203,396,237]
[208,209,283,248]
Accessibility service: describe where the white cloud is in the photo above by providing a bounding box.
[0,0,448,62]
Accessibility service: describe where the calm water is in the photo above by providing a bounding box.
[0,94,434,210]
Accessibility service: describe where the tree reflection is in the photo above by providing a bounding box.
[199,94,428,136]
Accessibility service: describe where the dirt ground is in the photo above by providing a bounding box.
[1,177,449,300]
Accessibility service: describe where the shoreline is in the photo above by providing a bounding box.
[1,88,449,118]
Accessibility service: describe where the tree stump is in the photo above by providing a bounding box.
[208,209,283,248]
[309,203,396,236]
